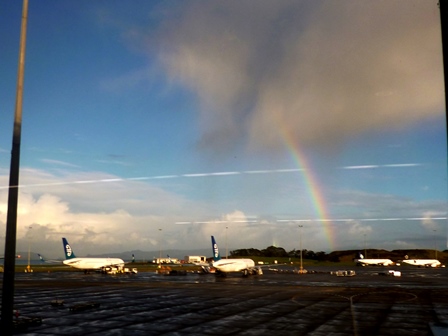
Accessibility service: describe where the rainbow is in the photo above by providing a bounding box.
[280,130,336,250]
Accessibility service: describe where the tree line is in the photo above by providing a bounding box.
[229,246,339,262]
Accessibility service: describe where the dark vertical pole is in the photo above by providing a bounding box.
[440,1,448,255]
[1,0,29,332]
[441,1,448,133]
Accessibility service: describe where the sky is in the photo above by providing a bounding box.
[0,0,447,259]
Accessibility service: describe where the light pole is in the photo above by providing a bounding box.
[225,226,228,259]
[364,233,367,258]
[299,225,303,273]
[26,226,32,273]
[158,228,162,265]
[433,229,438,259]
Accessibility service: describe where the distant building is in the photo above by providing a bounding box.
[184,256,207,264]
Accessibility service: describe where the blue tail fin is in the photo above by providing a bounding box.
[62,238,76,259]
[211,236,221,262]
[38,254,44,262]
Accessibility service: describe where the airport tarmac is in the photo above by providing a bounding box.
[2,266,448,335]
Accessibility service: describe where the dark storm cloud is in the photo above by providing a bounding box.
[156,1,443,152]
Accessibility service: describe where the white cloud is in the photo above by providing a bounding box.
[40,159,80,168]
[348,221,372,236]
[0,167,445,257]
[0,168,211,257]
[393,240,416,249]
[421,211,440,231]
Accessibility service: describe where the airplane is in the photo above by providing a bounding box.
[354,253,394,266]
[61,237,125,273]
[401,258,442,268]
[38,254,61,264]
[207,236,263,276]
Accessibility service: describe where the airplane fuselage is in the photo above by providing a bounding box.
[63,257,125,270]
[402,259,441,267]
[355,258,394,266]
[212,258,255,273]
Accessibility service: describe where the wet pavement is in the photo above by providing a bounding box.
[2,266,448,335]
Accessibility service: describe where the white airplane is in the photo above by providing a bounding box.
[208,236,263,276]
[38,254,61,264]
[354,253,394,266]
[61,237,125,272]
[401,259,442,268]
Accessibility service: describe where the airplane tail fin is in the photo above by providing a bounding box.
[356,252,364,259]
[62,238,76,259]
[211,236,221,262]
[38,253,44,262]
